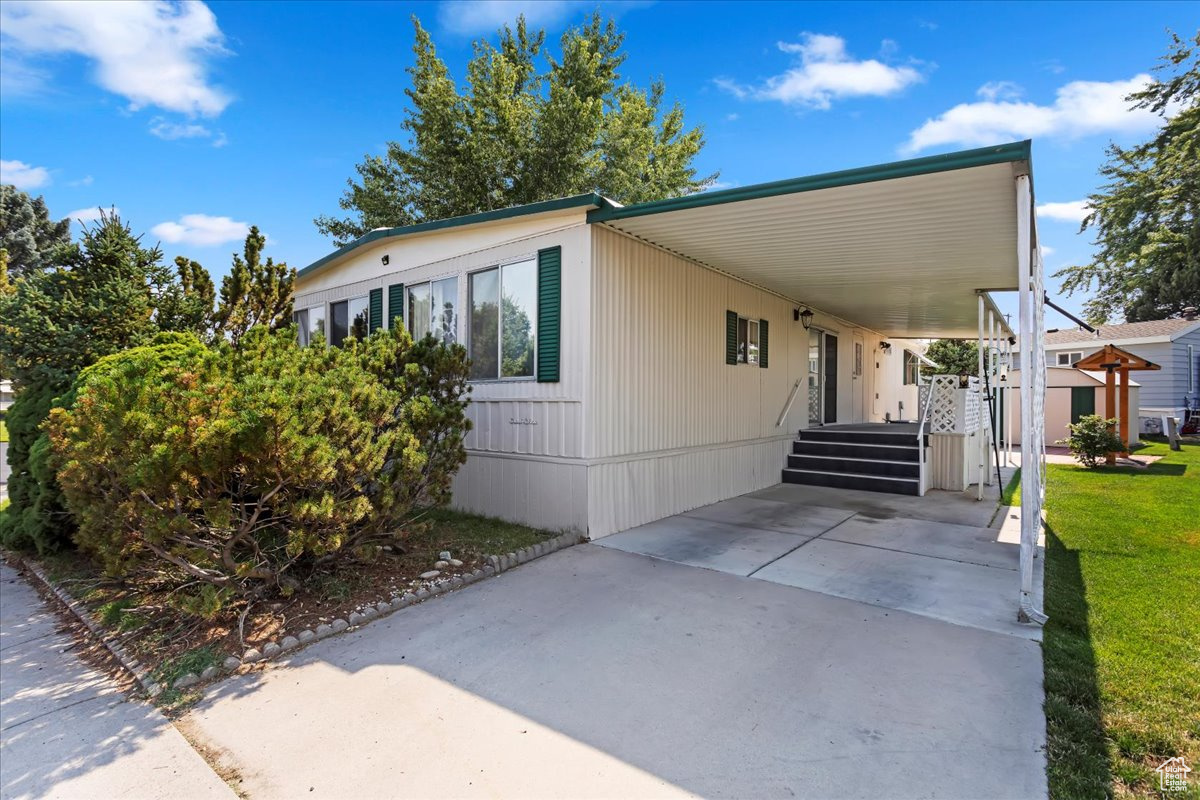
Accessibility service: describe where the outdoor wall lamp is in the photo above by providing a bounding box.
[880,341,892,353]
[798,308,814,330]
[381,254,390,266]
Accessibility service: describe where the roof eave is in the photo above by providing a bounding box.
[298,192,607,280]
[587,140,1031,224]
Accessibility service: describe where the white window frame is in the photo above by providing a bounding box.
[736,316,759,365]
[466,258,538,383]
[329,295,369,347]
[406,275,459,345]
[902,349,920,386]
[294,303,327,346]
[1056,351,1084,366]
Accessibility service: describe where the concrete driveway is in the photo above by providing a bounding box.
[184,500,1046,799]
[598,478,1042,640]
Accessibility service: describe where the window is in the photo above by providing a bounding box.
[408,277,458,345]
[329,296,369,347]
[1056,351,1083,366]
[468,259,537,380]
[903,350,920,385]
[293,304,326,346]
[735,317,760,364]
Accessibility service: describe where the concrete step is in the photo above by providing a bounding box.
[787,453,920,479]
[781,467,921,496]
[799,428,927,447]
[792,440,921,462]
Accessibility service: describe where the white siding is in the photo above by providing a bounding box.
[293,217,593,533]
[584,227,890,537]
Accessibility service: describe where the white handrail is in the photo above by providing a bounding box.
[916,382,932,496]
[776,379,803,428]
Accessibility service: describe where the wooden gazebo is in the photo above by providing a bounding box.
[1072,344,1160,464]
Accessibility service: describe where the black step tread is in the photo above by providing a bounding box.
[781,468,921,496]
[793,440,922,461]
[787,454,920,478]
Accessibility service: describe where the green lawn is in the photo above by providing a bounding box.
[1042,441,1199,799]
[0,418,8,442]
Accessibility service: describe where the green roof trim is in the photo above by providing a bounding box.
[298,192,607,279]
[587,141,1032,224]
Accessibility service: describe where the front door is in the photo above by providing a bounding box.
[823,332,838,424]
[807,329,839,426]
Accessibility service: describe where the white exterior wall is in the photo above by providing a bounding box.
[293,217,936,539]
[292,212,594,534]
[584,227,893,537]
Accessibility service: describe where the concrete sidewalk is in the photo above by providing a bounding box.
[184,544,1046,800]
[0,562,233,800]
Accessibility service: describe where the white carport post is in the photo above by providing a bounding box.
[1016,173,1048,625]
[977,294,986,499]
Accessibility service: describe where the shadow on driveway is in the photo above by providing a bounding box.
[185,545,1046,799]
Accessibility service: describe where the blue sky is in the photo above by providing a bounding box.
[1,1,1193,325]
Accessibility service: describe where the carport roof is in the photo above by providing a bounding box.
[588,141,1031,339]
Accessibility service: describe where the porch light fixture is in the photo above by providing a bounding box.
[799,308,814,330]
[381,254,390,266]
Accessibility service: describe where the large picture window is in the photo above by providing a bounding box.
[469,259,537,380]
[408,277,458,345]
[329,296,369,347]
[293,304,326,346]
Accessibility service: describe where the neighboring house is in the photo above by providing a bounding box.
[292,141,1039,538]
[1040,315,1200,429]
[0,379,12,414]
[1006,367,1140,447]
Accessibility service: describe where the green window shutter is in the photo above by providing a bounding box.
[537,246,562,382]
[368,288,383,333]
[387,283,404,328]
[759,319,769,368]
[725,310,738,365]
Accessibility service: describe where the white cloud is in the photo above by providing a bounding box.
[1037,200,1091,224]
[717,33,923,110]
[904,74,1158,153]
[436,0,573,36]
[152,213,250,246]
[148,116,227,146]
[0,0,231,116]
[67,206,118,223]
[1040,245,1056,257]
[69,175,94,187]
[0,159,50,189]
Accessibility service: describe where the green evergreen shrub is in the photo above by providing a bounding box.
[47,327,471,612]
[1056,414,1126,468]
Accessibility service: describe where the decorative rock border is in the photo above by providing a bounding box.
[17,531,582,697]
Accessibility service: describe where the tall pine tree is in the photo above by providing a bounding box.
[1057,32,1200,323]
[315,14,716,246]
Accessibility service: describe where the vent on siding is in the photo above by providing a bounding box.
[537,246,561,383]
